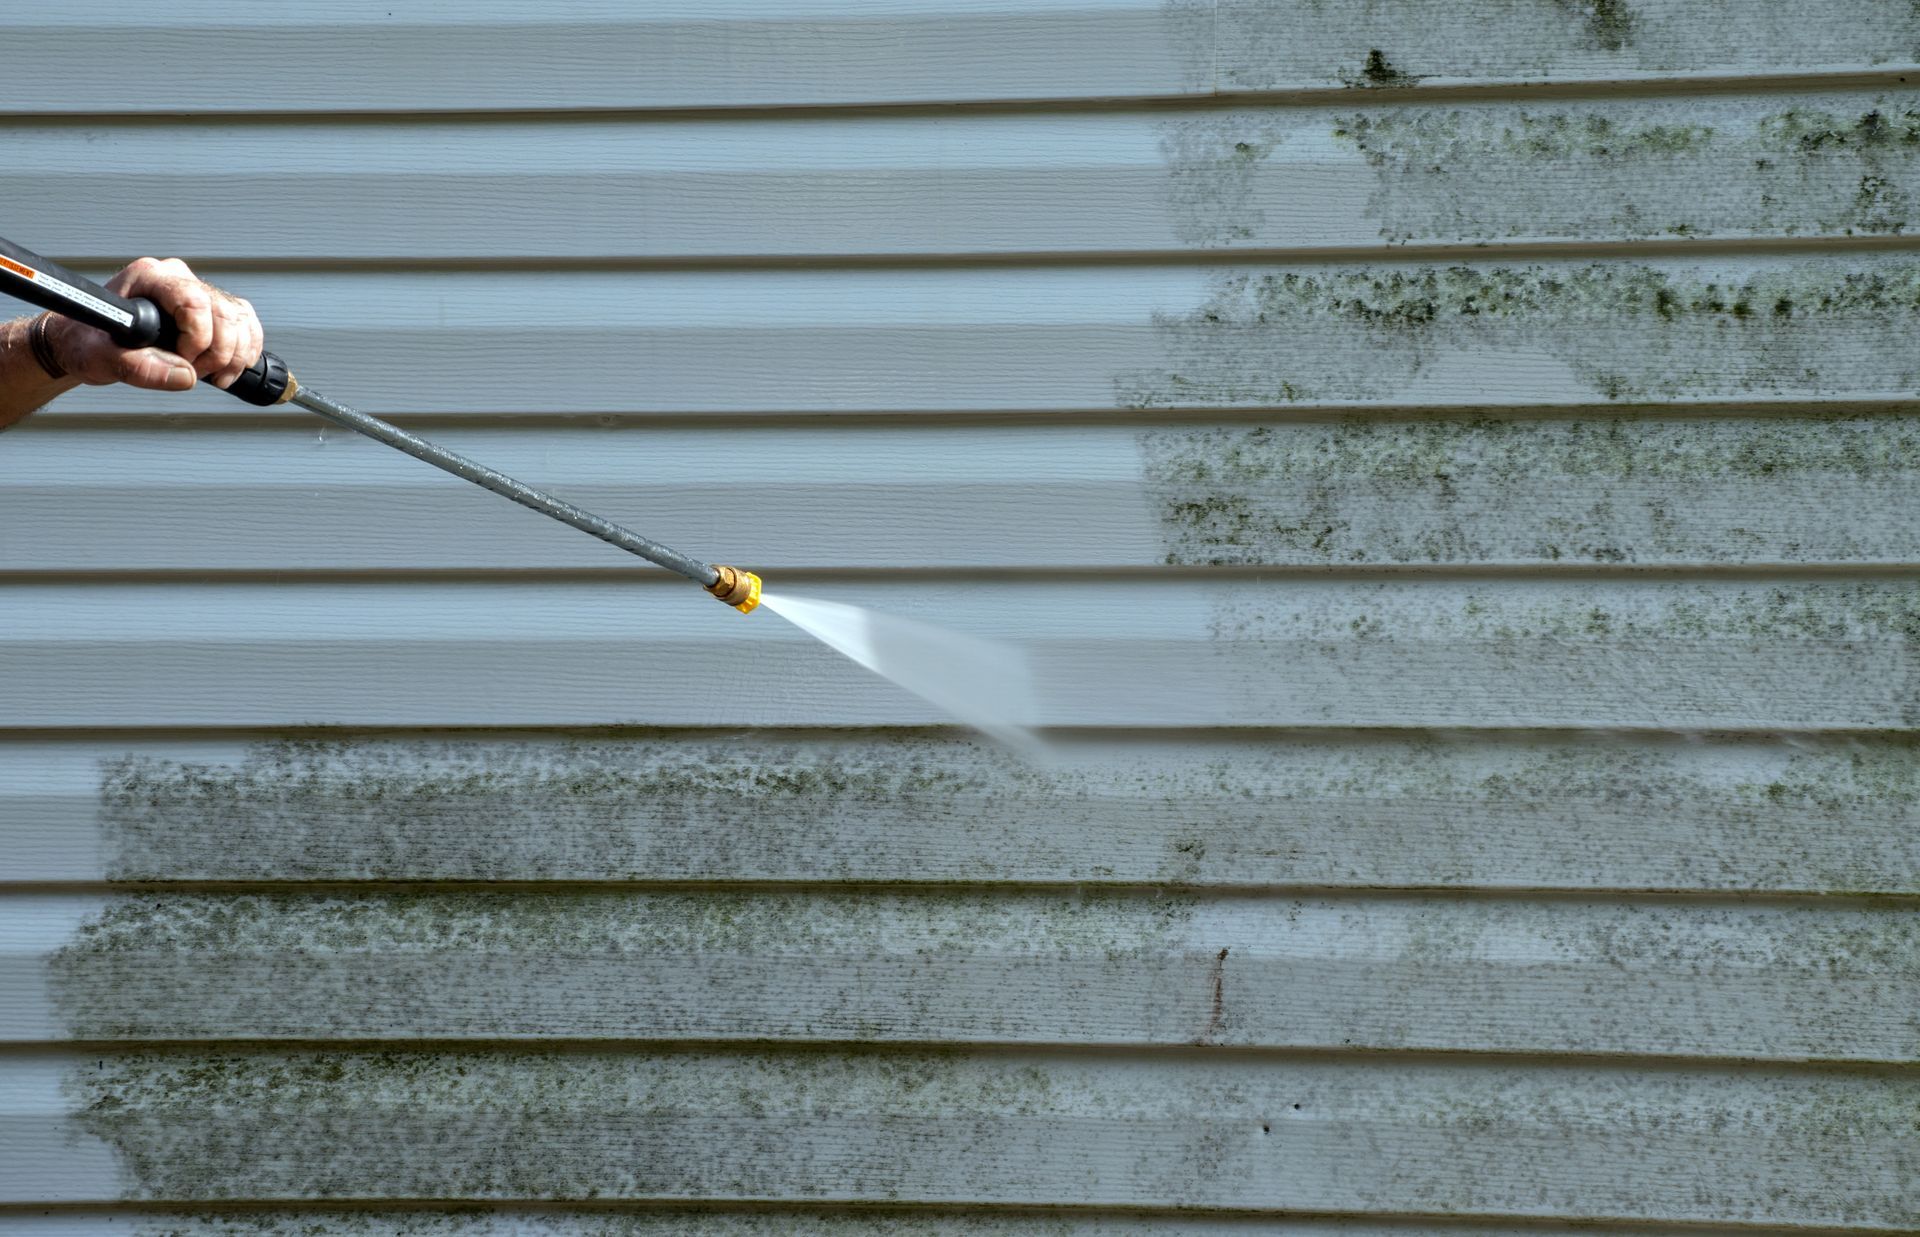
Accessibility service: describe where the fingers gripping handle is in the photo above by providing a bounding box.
[0,234,292,407]
[145,314,294,408]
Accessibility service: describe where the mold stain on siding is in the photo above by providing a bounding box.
[43,889,1209,1042]
[91,1211,1152,1236]
[55,1051,1920,1218]
[57,1049,1071,1203]
[1159,0,1217,93]
[1205,580,1920,648]
[48,890,1192,960]
[85,732,1920,892]
[1346,49,1421,89]
[1331,103,1920,244]
[94,735,1023,884]
[1209,0,1920,90]
[1560,0,1639,52]
[1159,113,1306,246]
[1113,263,1920,407]
[1139,412,1920,566]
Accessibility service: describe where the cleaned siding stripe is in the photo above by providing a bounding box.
[8,891,1917,1061]
[5,733,1917,893]
[7,413,1920,570]
[0,579,1913,729]
[2,1050,1913,1223]
[15,92,1920,260]
[4,3,1915,114]
[30,257,1920,418]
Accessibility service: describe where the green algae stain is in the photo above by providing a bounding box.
[1159,97,1918,254]
[1760,105,1920,152]
[1158,112,1305,246]
[1212,1,1920,92]
[45,889,1203,1041]
[1114,262,1920,408]
[1347,48,1420,88]
[113,1211,1108,1235]
[1202,580,1920,727]
[50,890,1189,960]
[1558,0,1638,50]
[60,1048,1070,1203]
[73,728,1920,904]
[1140,413,1920,566]
[94,733,1058,883]
[1330,100,1920,245]
[1338,110,1715,166]
[1212,582,1920,653]
[1159,0,1218,92]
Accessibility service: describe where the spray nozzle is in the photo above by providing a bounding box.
[706,565,763,614]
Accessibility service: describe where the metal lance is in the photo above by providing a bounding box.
[0,233,761,614]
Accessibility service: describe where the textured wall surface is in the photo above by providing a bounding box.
[1,2,1917,1232]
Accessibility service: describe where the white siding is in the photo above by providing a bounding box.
[12,91,1919,260]
[21,257,1920,417]
[1,3,1916,1232]
[3,2,1914,112]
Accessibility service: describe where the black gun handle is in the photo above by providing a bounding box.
[0,234,292,407]
[149,316,294,408]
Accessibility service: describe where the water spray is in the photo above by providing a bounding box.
[0,234,762,615]
[0,235,1039,749]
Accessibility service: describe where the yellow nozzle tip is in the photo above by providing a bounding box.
[734,571,763,615]
[706,565,763,613]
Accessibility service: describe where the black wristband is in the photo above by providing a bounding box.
[27,313,67,380]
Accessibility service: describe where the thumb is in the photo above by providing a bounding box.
[115,348,198,392]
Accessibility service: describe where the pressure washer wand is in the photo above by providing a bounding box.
[0,235,762,613]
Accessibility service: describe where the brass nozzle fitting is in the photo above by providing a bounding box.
[706,565,763,614]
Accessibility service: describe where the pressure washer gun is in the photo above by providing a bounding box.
[0,234,761,613]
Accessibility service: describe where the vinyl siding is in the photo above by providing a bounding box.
[1,2,1916,1233]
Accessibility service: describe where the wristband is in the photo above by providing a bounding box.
[27,313,67,380]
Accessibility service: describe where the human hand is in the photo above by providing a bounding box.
[40,257,264,391]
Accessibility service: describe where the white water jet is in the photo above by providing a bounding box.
[761,592,1042,755]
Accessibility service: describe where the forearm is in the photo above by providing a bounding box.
[0,315,81,429]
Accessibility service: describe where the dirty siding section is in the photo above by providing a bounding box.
[1,2,1918,1233]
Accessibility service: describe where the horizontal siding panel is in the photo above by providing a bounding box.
[0,1219,1839,1237]
[7,412,1920,570]
[0,578,1913,729]
[16,92,1920,260]
[6,733,1917,892]
[0,1218,1841,1237]
[3,1050,1912,1222]
[4,3,1915,114]
[29,256,1920,418]
[7,891,1914,1060]
[0,1213,1835,1237]
[0,2,1198,115]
